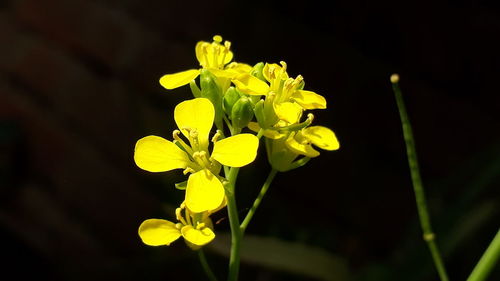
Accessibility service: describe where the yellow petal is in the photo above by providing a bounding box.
[181,225,215,246]
[211,134,259,167]
[303,126,340,150]
[174,98,214,151]
[195,41,209,67]
[159,69,200,90]
[185,170,225,213]
[134,136,191,172]
[247,121,261,133]
[291,90,327,109]
[232,73,269,96]
[207,67,239,79]
[285,133,320,157]
[209,196,227,215]
[227,62,253,74]
[138,219,181,246]
[274,102,303,124]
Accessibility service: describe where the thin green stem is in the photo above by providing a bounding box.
[467,228,500,281]
[256,128,264,139]
[391,74,449,281]
[198,249,219,281]
[223,115,233,135]
[240,169,278,233]
[225,167,241,281]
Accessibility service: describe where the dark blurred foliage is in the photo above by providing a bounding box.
[0,0,499,280]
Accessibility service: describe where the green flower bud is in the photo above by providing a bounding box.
[200,69,223,127]
[253,95,279,130]
[254,99,266,127]
[223,87,242,116]
[251,62,266,82]
[231,96,254,129]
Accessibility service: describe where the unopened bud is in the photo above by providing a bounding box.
[200,69,223,125]
[223,86,242,116]
[390,73,400,84]
[231,96,254,129]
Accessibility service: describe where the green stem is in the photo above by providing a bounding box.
[223,115,233,135]
[256,128,264,139]
[225,127,265,280]
[226,167,241,281]
[240,169,278,233]
[391,74,449,281]
[466,228,500,281]
[198,249,219,281]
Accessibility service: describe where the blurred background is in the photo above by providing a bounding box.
[1,0,499,280]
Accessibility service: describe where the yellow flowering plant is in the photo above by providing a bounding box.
[133,35,340,281]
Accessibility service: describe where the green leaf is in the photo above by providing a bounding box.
[207,233,350,281]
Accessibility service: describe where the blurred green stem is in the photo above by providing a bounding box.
[226,167,241,281]
[467,228,500,281]
[198,249,219,281]
[240,169,278,233]
[391,74,449,281]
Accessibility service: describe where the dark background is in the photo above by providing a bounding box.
[1,0,499,280]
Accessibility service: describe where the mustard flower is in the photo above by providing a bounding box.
[232,61,327,126]
[267,123,340,171]
[134,98,259,213]
[138,202,216,249]
[159,35,251,90]
[284,125,340,157]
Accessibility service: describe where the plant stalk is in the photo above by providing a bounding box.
[466,228,500,281]
[226,167,241,281]
[240,169,278,233]
[391,74,449,281]
[198,249,219,281]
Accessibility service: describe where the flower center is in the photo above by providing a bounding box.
[173,129,221,175]
[175,203,210,230]
[199,36,232,69]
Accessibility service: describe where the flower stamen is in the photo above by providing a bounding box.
[213,35,223,43]
[185,207,193,226]
[202,44,210,67]
[280,61,287,75]
[193,151,212,169]
[211,130,222,143]
[212,44,220,68]
[190,129,200,151]
[173,130,194,155]
[220,41,231,67]
[176,207,188,225]
[183,167,196,175]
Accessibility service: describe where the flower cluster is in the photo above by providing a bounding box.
[135,35,339,249]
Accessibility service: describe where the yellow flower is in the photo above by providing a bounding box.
[284,125,340,157]
[159,35,251,90]
[267,124,340,171]
[233,61,327,128]
[134,98,259,213]
[138,202,216,249]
